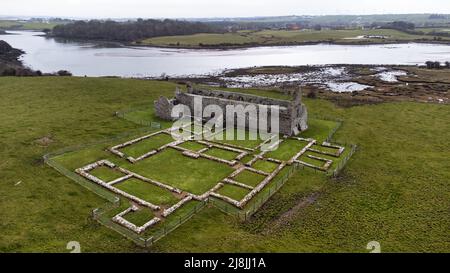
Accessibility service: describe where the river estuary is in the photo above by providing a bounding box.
[1,30,450,77]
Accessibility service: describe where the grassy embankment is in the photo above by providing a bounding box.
[0,77,448,252]
[0,20,60,31]
[139,28,450,48]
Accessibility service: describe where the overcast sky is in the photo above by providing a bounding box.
[2,0,450,19]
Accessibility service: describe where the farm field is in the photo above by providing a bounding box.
[138,28,450,48]
[0,20,61,30]
[0,77,448,252]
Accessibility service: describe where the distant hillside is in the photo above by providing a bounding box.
[0,19,68,31]
[51,19,222,42]
[191,14,450,29]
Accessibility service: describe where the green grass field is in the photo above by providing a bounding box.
[0,20,61,30]
[0,76,448,252]
[139,28,450,48]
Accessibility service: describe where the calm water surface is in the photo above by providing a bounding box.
[1,30,450,77]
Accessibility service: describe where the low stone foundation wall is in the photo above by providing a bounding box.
[112,206,161,234]
[74,124,348,237]
[162,196,193,218]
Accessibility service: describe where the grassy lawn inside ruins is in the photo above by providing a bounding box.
[217,184,251,201]
[177,141,208,152]
[252,160,279,173]
[114,178,180,207]
[203,147,240,161]
[234,170,266,188]
[89,166,125,182]
[123,209,155,227]
[209,127,268,149]
[0,76,448,253]
[125,148,234,195]
[265,138,309,161]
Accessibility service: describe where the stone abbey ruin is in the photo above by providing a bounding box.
[154,86,309,136]
[46,86,353,245]
[75,122,346,236]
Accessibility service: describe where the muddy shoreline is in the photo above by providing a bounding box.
[42,32,450,50]
[131,39,450,50]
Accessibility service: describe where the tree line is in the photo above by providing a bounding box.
[425,61,450,69]
[51,19,222,42]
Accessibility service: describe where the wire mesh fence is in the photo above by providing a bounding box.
[148,201,207,245]
[308,114,344,143]
[92,198,207,248]
[307,114,357,178]
[209,163,302,221]
[326,143,358,178]
[115,105,161,129]
[44,156,118,202]
[42,127,207,248]
[42,108,357,246]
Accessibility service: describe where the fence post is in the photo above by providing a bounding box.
[140,237,147,248]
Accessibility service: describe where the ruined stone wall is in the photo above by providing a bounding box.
[154,87,308,136]
[176,92,297,135]
[188,88,292,108]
